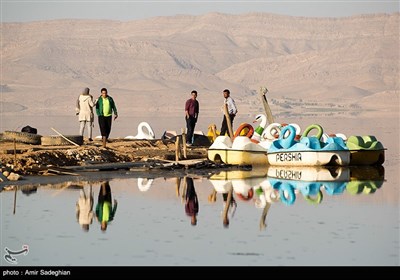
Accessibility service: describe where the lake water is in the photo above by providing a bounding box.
[0,115,399,266]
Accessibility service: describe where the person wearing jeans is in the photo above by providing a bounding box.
[95,88,118,148]
[184,90,199,145]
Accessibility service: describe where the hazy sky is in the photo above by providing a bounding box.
[1,0,399,22]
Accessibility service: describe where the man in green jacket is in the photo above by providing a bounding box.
[95,88,118,148]
[95,181,118,232]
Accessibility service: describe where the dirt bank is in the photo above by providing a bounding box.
[0,138,208,176]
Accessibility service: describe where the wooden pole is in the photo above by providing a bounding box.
[259,202,271,231]
[222,188,233,224]
[181,176,187,204]
[259,87,275,125]
[13,138,17,167]
[175,177,181,197]
[175,136,181,161]
[51,127,80,146]
[208,189,217,203]
[13,186,17,215]
[223,104,234,139]
[51,184,72,197]
[181,128,187,159]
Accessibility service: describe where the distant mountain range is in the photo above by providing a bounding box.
[1,12,399,117]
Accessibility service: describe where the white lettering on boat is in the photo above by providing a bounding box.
[275,153,302,162]
[275,169,302,180]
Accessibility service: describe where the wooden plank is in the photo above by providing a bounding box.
[51,127,80,146]
[181,128,187,159]
[175,136,181,161]
[47,168,80,176]
[151,158,208,166]
[64,161,152,171]
[259,87,275,125]
[177,158,208,165]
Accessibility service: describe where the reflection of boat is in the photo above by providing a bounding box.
[209,165,385,208]
[267,166,350,182]
[207,136,268,166]
[209,166,267,180]
[206,165,386,231]
[346,165,385,195]
[209,167,267,199]
[266,165,385,205]
[209,166,270,204]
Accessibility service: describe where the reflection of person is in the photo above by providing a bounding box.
[185,90,199,146]
[95,181,118,231]
[76,87,95,141]
[185,177,199,226]
[76,186,94,232]
[222,189,237,228]
[95,88,118,148]
[220,89,237,136]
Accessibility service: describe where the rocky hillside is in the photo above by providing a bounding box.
[1,12,399,118]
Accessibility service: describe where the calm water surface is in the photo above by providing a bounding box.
[0,116,399,266]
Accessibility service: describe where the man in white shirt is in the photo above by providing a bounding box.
[220,89,237,136]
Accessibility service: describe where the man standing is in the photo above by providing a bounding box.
[95,88,118,148]
[76,87,95,141]
[220,89,237,136]
[184,90,199,146]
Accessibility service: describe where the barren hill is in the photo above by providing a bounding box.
[1,12,399,121]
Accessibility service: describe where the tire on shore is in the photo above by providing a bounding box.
[41,135,83,146]
[2,131,42,145]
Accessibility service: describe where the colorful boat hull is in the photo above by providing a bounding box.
[349,149,385,165]
[208,148,268,166]
[267,150,350,166]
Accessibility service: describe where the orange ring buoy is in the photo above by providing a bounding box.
[236,189,254,201]
[233,123,254,139]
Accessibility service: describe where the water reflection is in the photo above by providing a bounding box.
[95,181,118,232]
[184,177,199,226]
[3,165,385,233]
[137,178,154,192]
[0,165,392,266]
[75,185,94,232]
[221,189,237,228]
[209,165,385,230]
[262,165,385,206]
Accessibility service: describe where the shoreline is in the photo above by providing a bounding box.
[0,138,211,182]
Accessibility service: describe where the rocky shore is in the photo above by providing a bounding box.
[0,138,209,178]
